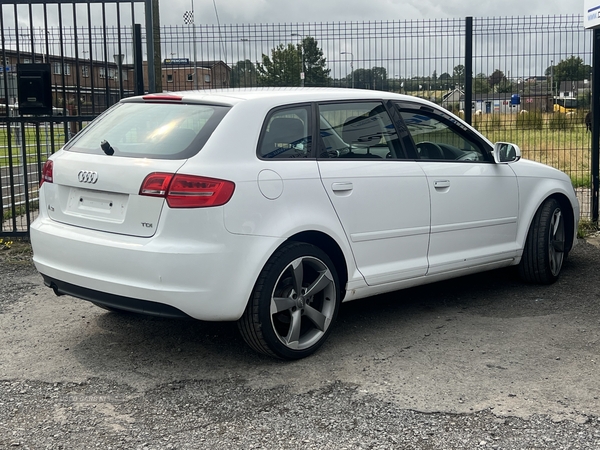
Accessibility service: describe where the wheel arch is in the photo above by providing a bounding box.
[517,184,578,255]
[286,230,349,300]
[549,192,576,253]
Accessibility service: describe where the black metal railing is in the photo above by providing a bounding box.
[0,14,596,236]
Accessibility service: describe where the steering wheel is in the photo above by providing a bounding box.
[456,151,479,162]
[416,141,445,160]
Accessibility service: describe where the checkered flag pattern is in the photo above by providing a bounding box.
[183,11,194,25]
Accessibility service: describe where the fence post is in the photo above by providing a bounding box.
[592,28,600,223]
[464,17,473,126]
[133,24,145,96]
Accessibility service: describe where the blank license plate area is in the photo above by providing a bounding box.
[66,187,128,222]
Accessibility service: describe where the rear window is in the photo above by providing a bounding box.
[64,102,230,159]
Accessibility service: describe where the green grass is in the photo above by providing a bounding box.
[473,113,591,183]
[2,202,39,221]
[577,219,598,239]
[0,125,68,165]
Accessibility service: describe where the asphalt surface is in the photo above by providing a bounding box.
[0,239,599,449]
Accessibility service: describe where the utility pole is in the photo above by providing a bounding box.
[152,0,162,92]
[145,0,161,93]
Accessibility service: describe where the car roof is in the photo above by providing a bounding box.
[124,87,434,108]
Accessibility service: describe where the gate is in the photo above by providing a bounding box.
[0,0,158,237]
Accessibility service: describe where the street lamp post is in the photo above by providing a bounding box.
[341,51,354,89]
[291,33,305,87]
[113,53,124,100]
[240,38,249,87]
[550,59,555,110]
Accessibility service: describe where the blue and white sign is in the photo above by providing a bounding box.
[585,0,600,29]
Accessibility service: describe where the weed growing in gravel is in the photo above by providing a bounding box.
[0,238,13,250]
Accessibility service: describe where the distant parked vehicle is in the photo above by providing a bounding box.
[553,97,577,114]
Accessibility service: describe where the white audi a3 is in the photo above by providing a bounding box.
[31,88,579,359]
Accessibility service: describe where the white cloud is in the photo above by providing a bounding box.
[161,0,583,26]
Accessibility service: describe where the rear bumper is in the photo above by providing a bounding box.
[42,275,191,318]
[31,210,281,321]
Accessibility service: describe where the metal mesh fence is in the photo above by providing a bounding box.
[0,14,595,235]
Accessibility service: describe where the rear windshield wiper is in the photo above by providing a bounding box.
[101,140,115,156]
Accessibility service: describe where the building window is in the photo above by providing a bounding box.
[82,66,89,78]
[99,67,106,78]
[53,63,71,75]
[204,74,211,83]
[121,70,128,81]
[23,58,31,64]
[187,73,194,82]
[167,74,173,83]
[108,68,116,79]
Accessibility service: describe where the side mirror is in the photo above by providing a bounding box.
[493,142,521,163]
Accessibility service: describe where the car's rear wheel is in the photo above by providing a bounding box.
[238,242,340,359]
[518,198,565,284]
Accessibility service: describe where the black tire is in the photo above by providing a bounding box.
[518,198,566,284]
[238,242,341,360]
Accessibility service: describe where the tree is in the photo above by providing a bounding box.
[473,72,490,94]
[452,64,465,88]
[488,69,506,87]
[438,72,451,89]
[346,67,389,90]
[545,56,592,89]
[300,37,331,87]
[371,66,388,90]
[257,37,330,87]
[257,43,301,86]
[230,59,258,88]
[348,68,372,89]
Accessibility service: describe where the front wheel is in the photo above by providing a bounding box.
[518,198,566,284]
[238,242,341,359]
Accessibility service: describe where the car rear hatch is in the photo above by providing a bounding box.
[41,97,230,238]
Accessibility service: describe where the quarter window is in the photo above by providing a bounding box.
[258,106,311,159]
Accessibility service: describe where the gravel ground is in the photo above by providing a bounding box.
[1,239,599,449]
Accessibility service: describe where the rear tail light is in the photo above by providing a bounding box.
[40,160,54,187]
[140,172,235,208]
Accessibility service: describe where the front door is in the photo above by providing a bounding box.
[397,105,519,275]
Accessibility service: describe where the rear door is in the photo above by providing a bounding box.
[43,100,229,237]
[317,101,431,286]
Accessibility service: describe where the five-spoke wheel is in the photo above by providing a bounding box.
[519,198,566,284]
[238,242,340,359]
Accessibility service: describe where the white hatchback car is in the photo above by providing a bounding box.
[31,88,579,359]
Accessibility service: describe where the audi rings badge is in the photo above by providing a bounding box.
[78,170,98,184]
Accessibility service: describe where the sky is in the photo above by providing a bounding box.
[160,0,585,26]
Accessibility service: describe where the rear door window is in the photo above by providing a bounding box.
[318,101,406,159]
[65,102,230,160]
